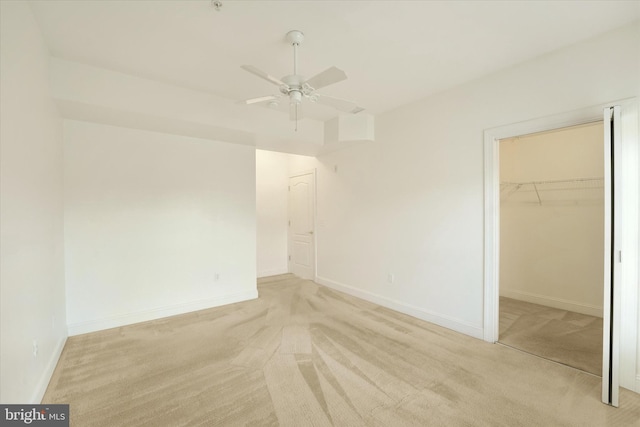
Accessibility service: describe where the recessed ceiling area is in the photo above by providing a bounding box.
[29,0,640,154]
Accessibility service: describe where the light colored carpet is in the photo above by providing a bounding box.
[499,297,603,376]
[43,275,640,426]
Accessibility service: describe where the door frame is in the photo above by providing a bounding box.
[483,99,639,395]
[288,169,317,280]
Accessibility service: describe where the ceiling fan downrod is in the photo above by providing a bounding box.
[286,30,304,77]
[287,30,304,131]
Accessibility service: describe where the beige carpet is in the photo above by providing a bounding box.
[499,297,603,376]
[43,275,640,426]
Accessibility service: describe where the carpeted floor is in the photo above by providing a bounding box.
[43,275,640,426]
[499,297,603,376]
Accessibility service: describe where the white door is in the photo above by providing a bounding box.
[602,106,621,406]
[289,172,315,280]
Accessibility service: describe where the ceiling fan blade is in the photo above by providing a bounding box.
[241,65,287,87]
[238,95,279,105]
[304,66,347,90]
[315,94,364,114]
[289,102,303,122]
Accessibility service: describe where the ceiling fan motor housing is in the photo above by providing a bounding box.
[281,75,306,105]
[281,74,304,89]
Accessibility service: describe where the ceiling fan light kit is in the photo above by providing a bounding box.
[240,30,364,131]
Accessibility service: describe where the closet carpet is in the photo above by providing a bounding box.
[499,297,603,376]
[43,275,640,426]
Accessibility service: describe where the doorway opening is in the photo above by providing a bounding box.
[483,99,639,405]
[497,122,604,376]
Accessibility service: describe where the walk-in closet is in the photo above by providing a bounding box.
[499,121,604,375]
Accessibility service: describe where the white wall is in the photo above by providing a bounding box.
[0,2,68,403]
[289,23,639,365]
[64,120,257,335]
[500,123,604,317]
[256,150,290,277]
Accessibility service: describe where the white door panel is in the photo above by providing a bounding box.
[289,172,315,279]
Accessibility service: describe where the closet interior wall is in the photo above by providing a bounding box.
[499,122,605,317]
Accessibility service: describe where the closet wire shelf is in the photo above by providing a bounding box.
[500,177,604,205]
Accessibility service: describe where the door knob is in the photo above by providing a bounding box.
[309,231,314,235]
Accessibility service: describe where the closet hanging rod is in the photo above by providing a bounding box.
[500,177,603,186]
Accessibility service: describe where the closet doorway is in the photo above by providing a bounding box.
[485,100,639,406]
[498,122,604,376]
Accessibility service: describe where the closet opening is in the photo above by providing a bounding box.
[485,99,639,406]
[497,122,604,377]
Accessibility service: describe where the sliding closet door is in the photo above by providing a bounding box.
[602,105,621,407]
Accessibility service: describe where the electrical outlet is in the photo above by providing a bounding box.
[214,273,220,281]
[32,340,38,357]
[387,273,395,284]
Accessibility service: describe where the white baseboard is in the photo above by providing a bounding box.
[257,268,289,278]
[500,289,603,317]
[315,276,484,340]
[67,290,258,336]
[31,334,67,404]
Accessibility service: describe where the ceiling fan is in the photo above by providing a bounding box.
[240,30,364,130]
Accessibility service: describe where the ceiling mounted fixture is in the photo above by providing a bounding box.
[240,30,364,131]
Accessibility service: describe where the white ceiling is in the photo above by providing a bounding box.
[29,1,640,126]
